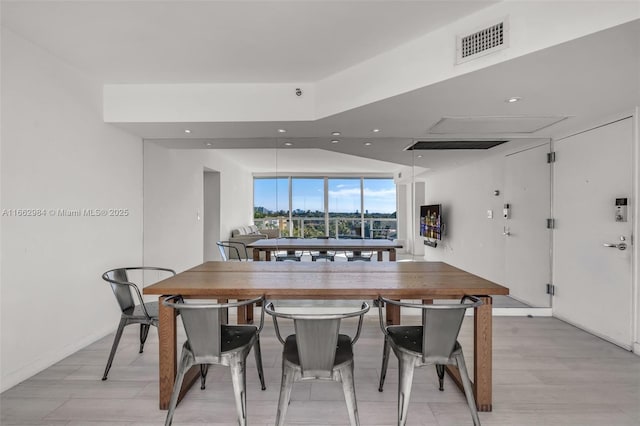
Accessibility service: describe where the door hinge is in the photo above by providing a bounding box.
[546,283,555,296]
[546,218,555,229]
[547,152,556,163]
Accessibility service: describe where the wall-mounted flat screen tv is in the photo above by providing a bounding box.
[420,204,442,240]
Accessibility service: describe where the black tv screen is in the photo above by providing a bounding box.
[420,204,442,240]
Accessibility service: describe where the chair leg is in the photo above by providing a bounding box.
[102,317,127,380]
[165,348,193,426]
[200,364,209,390]
[455,352,481,426]
[397,355,417,426]
[435,364,445,391]
[378,337,391,391]
[339,362,360,426]
[139,323,151,353]
[253,337,267,390]
[275,362,296,426]
[229,355,248,426]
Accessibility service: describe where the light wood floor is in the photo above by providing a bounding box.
[2,312,639,425]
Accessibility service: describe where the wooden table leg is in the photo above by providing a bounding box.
[386,303,400,325]
[158,296,202,410]
[252,248,260,261]
[444,295,492,412]
[158,296,177,410]
[377,250,383,261]
[474,295,493,412]
[237,303,254,324]
[389,249,396,261]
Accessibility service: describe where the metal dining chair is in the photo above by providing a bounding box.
[264,301,370,426]
[310,236,336,261]
[216,240,249,261]
[162,295,266,426]
[100,266,176,380]
[377,296,483,426]
[275,237,302,261]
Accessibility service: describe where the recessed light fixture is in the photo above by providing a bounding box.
[331,140,340,144]
[417,154,423,158]
[506,97,522,103]
[331,131,341,136]
[184,129,192,134]
[205,142,213,147]
[364,142,372,146]
[372,128,380,133]
[278,129,287,133]
[284,142,293,146]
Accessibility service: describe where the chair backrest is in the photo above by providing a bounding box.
[216,241,246,261]
[265,302,370,378]
[103,268,135,313]
[163,296,264,359]
[102,266,176,316]
[379,296,481,363]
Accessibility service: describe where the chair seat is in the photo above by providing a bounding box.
[222,325,259,352]
[283,334,353,366]
[387,325,461,359]
[124,301,159,319]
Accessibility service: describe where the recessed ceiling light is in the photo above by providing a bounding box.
[184,129,192,134]
[417,154,423,158]
[284,142,293,146]
[205,142,213,147]
[331,140,340,144]
[278,129,287,133]
[331,131,341,136]
[364,142,372,146]
[372,128,380,133]
[506,97,522,103]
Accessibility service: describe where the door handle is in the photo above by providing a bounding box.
[603,243,627,250]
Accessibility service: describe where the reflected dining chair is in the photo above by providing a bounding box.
[217,240,250,261]
[310,236,335,261]
[377,296,482,426]
[162,295,266,426]
[100,266,176,380]
[275,236,302,261]
[264,301,370,426]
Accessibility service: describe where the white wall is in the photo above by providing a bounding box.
[143,144,253,272]
[0,29,143,391]
[418,154,507,285]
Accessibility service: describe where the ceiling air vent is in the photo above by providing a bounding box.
[406,140,509,150]
[456,17,509,64]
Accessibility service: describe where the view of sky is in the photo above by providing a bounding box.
[254,178,396,214]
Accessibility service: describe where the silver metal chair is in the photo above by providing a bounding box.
[264,301,370,426]
[163,295,266,426]
[101,267,176,380]
[275,237,302,261]
[311,236,335,261]
[346,250,372,261]
[217,240,249,261]
[377,296,482,426]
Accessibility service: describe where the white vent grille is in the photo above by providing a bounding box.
[456,18,509,64]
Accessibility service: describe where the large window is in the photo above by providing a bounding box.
[254,176,396,239]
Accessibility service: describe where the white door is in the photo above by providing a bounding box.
[553,117,634,349]
[504,143,552,307]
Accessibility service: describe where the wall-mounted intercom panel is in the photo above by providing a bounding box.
[615,198,628,222]
[503,203,510,219]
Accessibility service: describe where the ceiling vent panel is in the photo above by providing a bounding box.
[406,140,508,150]
[429,116,569,134]
[456,17,509,64]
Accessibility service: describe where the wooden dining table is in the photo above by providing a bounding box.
[247,237,403,261]
[143,261,509,412]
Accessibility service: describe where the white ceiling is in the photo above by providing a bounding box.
[2,1,639,173]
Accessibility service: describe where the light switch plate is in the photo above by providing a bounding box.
[487,210,493,219]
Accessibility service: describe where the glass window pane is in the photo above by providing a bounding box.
[291,178,325,237]
[363,178,397,239]
[254,177,289,233]
[328,178,362,238]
